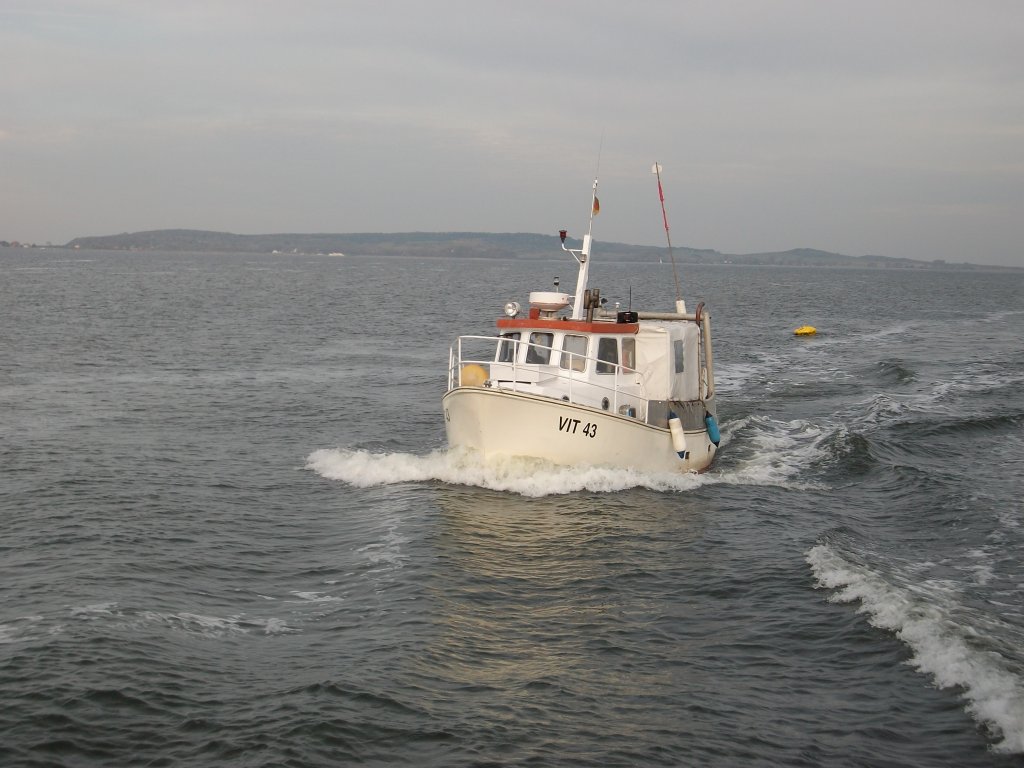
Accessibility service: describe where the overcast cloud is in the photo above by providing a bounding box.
[2,0,1022,266]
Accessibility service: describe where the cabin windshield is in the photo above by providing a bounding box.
[525,332,554,364]
[622,337,636,371]
[497,332,520,363]
[560,334,588,372]
[596,337,619,374]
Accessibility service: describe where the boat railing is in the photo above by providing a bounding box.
[448,334,649,418]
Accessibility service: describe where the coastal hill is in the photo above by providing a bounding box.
[64,229,1006,270]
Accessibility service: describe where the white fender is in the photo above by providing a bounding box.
[668,415,687,458]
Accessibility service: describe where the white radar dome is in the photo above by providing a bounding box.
[528,292,572,312]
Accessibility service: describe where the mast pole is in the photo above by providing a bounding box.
[569,177,599,320]
[653,162,685,313]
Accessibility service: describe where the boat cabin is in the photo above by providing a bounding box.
[454,310,708,431]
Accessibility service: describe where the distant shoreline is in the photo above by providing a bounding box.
[3,230,1019,272]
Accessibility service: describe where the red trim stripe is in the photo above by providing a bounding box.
[496,318,639,334]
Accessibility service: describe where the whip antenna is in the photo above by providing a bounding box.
[652,162,685,313]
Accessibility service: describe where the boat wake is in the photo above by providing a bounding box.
[305,418,829,498]
[306,447,707,497]
[0,603,299,644]
[715,415,833,490]
[807,541,1024,753]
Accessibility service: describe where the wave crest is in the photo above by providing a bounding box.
[807,541,1024,753]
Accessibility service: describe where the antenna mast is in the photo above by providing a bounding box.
[560,139,605,320]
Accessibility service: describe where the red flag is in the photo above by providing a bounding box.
[592,197,600,216]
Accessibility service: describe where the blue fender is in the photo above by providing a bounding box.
[705,414,721,446]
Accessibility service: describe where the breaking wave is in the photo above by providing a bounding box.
[807,542,1024,753]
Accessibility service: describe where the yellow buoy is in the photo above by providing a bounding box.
[460,363,488,386]
[794,325,817,336]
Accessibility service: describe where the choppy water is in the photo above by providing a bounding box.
[2,249,1022,766]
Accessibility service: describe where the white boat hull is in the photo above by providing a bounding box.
[443,387,717,473]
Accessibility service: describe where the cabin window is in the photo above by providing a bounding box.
[560,334,588,372]
[673,339,685,373]
[596,337,619,374]
[622,337,636,371]
[498,332,521,363]
[525,332,554,364]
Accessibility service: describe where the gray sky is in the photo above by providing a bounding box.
[2,1,1022,266]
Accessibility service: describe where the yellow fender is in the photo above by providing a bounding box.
[460,364,488,386]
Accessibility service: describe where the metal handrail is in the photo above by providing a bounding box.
[448,334,647,416]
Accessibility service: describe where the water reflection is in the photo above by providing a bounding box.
[412,486,709,695]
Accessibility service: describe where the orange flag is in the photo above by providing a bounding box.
[592,197,600,216]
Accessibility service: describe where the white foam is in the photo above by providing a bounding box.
[807,543,1024,753]
[259,617,297,635]
[157,611,247,635]
[799,321,916,351]
[998,505,1021,530]
[305,446,708,497]
[848,394,912,427]
[964,548,995,586]
[64,603,298,638]
[941,369,1024,398]
[69,602,119,618]
[356,525,409,570]
[0,615,46,644]
[714,415,831,490]
[289,591,344,603]
[142,610,299,636]
[305,414,836,497]
[862,367,1024,423]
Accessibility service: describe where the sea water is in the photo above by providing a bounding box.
[1,249,1022,766]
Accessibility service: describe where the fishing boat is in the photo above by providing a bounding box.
[443,168,721,473]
